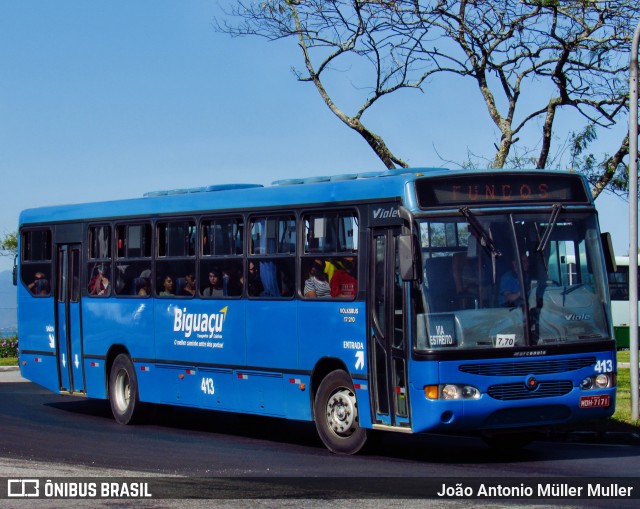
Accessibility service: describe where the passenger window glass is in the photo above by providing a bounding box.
[116,224,152,259]
[251,216,295,255]
[304,213,358,253]
[301,212,359,300]
[202,218,244,256]
[248,215,296,299]
[89,224,111,259]
[157,220,196,298]
[21,229,52,297]
[88,225,111,297]
[115,223,152,297]
[158,221,196,258]
[23,229,52,262]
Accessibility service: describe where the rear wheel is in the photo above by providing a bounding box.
[314,370,367,455]
[109,353,147,424]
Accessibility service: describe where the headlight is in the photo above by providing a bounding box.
[461,386,480,399]
[580,373,615,390]
[595,373,612,388]
[442,385,460,400]
[424,384,481,400]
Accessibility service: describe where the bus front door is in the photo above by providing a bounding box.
[369,229,410,429]
[55,244,85,393]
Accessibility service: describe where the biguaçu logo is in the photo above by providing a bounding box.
[174,306,228,339]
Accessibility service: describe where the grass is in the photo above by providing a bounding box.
[610,350,640,429]
[0,357,17,367]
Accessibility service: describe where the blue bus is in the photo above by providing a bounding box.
[16,168,616,454]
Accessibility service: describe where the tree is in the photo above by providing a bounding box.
[218,0,639,198]
[0,232,17,257]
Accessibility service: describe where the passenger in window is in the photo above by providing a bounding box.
[247,261,264,297]
[202,270,223,297]
[28,272,49,295]
[304,260,331,298]
[88,265,110,296]
[330,258,358,298]
[159,275,175,296]
[224,268,243,297]
[136,269,152,296]
[499,255,530,307]
[137,280,151,296]
[181,274,196,297]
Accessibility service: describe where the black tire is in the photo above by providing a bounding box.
[314,370,368,455]
[108,353,147,425]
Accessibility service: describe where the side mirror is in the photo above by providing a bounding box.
[398,234,418,281]
[12,254,17,286]
[601,232,616,273]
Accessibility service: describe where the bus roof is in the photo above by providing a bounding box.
[19,167,592,226]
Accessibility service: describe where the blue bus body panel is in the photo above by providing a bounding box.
[17,286,58,393]
[297,301,366,373]
[83,299,156,360]
[155,299,245,366]
[408,351,616,433]
[246,300,297,370]
[20,352,59,393]
[83,359,107,399]
[199,367,237,411]
[154,364,202,407]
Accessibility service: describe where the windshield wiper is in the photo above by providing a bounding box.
[536,203,562,254]
[459,207,501,284]
[459,207,501,258]
[562,283,584,296]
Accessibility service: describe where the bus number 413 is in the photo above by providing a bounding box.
[201,377,215,395]
[594,359,613,373]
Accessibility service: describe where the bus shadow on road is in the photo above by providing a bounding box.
[45,396,638,465]
[45,397,325,451]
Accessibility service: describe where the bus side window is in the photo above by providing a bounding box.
[301,212,358,300]
[21,228,53,297]
[248,215,295,299]
[115,223,152,297]
[156,220,196,298]
[87,225,112,297]
[200,217,244,298]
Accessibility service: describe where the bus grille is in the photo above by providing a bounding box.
[487,380,573,400]
[459,357,595,376]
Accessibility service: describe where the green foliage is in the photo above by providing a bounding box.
[0,336,18,358]
[0,231,18,256]
[528,0,560,6]
[570,124,629,194]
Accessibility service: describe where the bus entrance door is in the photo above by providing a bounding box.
[55,244,85,393]
[369,229,410,430]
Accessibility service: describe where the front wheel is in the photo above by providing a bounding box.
[109,353,147,424]
[314,370,367,455]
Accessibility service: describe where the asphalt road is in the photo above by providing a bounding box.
[1,371,640,508]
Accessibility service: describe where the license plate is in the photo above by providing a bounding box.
[579,395,611,409]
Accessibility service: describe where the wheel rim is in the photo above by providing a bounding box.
[113,368,131,414]
[325,387,358,437]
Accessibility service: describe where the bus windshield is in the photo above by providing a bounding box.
[416,210,611,351]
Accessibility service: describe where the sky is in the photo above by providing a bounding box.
[0,0,637,274]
